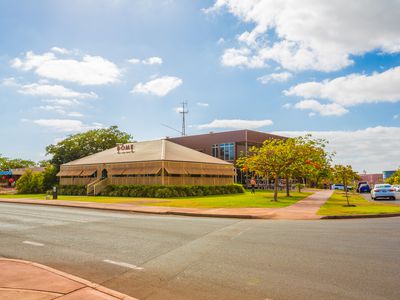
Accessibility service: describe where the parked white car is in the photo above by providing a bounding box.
[371,184,396,200]
[331,184,352,191]
[392,185,400,192]
[331,184,345,190]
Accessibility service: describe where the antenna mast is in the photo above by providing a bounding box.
[180,101,188,136]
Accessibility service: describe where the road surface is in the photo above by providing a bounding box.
[1,203,399,300]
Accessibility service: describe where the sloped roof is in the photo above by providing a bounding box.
[63,139,232,166]
[11,167,45,175]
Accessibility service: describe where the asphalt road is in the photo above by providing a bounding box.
[1,203,400,300]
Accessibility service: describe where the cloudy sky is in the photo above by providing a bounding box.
[0,0,399,173]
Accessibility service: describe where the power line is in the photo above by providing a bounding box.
[161,123,182,135]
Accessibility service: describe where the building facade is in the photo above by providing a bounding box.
[167,129,286,164]
[359,173,384,185]
[167,130,286,184]
[57,140,235,195]
[0,167,45,187]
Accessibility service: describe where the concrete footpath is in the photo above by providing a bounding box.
[0,190,333,220]
[0,258,136,300]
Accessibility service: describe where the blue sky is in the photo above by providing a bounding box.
[0,0,399,172]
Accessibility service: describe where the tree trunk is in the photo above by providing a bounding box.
[344,177,350,206]
[273,173,279,201]
[286,174,290,197]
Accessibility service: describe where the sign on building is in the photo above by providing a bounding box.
[117,143,135,154]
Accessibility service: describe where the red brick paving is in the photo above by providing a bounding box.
[0,259,137,300]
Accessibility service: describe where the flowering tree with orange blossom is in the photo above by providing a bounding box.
[237,135,333,201]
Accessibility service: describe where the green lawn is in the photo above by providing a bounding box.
[0,190,311,209]
[318,191,400,216]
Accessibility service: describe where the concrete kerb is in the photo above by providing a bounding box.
[321,213,400,219]
[0,198,262,219]
[0,258,137,300]
[2,195,400,220]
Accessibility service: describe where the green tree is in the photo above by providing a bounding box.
[42,163,58,191]
[16,170,45,194]
[386,169,400,185]
[0,155,35,170]
[237,138,302,201]
[331,164,360,206]
[238,135,333,200]
[46,126,133,168]
[289,135,333,192]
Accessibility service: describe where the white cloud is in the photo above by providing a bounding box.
[3,78,96,99]
[207,0,400,71]
[38,105,84,117]
[257,71,292,84]
[33,119,103,132]
[66,112,84,117]
[282,103,292,109]
[128,58,141,64]
[50,47,72,55]
[217,37,225,45]
[197,102,209,107]
[12,50,121,85]
[285,67,400,107]
[274,126,400,173]
[294,99,349,116]
[18,83,97,99]
[132,76,182,96]
[1,77,18,86]
[174,106,184,113]
[198,119,273,129]
[43,99,81,106]
[128,56,163,65]
[221,47,265,68]
[142,56,163,65]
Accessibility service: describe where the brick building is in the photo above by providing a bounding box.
[167,129,286,163]
[167,130,286,183]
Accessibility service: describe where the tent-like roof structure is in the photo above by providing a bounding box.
[63,139,231,166]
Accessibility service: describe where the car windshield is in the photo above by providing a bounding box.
[375,184,391,188]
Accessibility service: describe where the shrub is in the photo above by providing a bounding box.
[16,170,45,194]
[99,184,244,198]
[58,185,86,196]
[42,164,58,191]
[154,188,173,198]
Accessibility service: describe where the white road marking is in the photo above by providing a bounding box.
[23,240,44,247]
[103,259,143,270]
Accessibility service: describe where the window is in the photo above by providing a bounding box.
[212,144,218,157]
[212,143,235,160]
[219,143,235,161]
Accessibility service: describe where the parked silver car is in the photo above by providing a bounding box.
[371,184,396,200]
[392,185,400,192]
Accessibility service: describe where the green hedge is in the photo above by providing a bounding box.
[58,185,87,196]
[100,184,245,198]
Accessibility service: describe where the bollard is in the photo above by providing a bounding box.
[52,186,58,200]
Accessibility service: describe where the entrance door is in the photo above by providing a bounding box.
[101,169,108,179]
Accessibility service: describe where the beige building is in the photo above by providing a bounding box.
[57,139,235,195]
